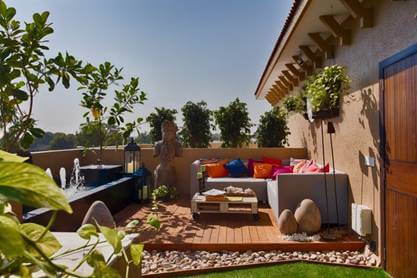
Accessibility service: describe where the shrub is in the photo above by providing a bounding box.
[213,98,253,148]
[283,94,306,113]
[146,107,177,143]
[256,108,290,147]
[305,65,350,112]
[180,101,212,148]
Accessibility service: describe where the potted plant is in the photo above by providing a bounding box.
[78,62,147,186]
[305,65,350,120]
[283,93,309,120]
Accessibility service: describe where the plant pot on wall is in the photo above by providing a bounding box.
[312,108,340,120]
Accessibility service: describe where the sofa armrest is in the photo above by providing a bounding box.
[275,172,348,224]
[190,160,201,198]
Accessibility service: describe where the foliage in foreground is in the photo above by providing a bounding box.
[256,107,290,147]
[0,0,93,152]
[180,101,212,148]
[146,107,178,143]
[190,262,389,278]
[0,150,159,277]
[213,98,253,148]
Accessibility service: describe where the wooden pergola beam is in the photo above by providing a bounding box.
[292,55,314,75]
[319,15,351,46]
[279,75,293,91]
[267,91,279,106]
[275,80,289,94]
[270,89,282,102]
[339,0,373,28]
[271,85,285,98]
[265,94,274,105]
[308,32,335,59]
[285,63,305,80]
[282,70,298,87]
[299,45,323,68]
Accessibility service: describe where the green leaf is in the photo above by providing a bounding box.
[62,72,70,89]
[92,261,121,278]
[0,150,28,163]
[97,225,122,254]
[86,250,105,267]
[30,127,45,138]
[0,162,72,213]
[130,244,143,266]
[146,214,161,230]
[0,215,25,258]
[77,223,98,240]
[20,223,62,257]
[12,89,28,101]
[126,219,139,229]
[20,132,34,149]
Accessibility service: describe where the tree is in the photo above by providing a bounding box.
[136,131,152,144]
[0,1,92,152]
[79,62,146,164]
[49,132,77,150]
[76,122,124,149]
[146,107,177,143]
[213,98,253,148]
[180,101,211,148]
[255,107,290,147]
[30,132,54,151]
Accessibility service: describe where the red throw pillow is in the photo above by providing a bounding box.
[262,156,282,166]
[271,165,293,179]
[318,163,330,173]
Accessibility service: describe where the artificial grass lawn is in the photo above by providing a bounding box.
[187,262,389,278]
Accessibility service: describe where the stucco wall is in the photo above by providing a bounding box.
[32,147,306,198]
[286,0,417,253]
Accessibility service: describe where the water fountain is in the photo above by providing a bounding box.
[64,158,85,198]
[45,168,53,179]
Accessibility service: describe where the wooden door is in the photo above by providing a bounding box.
[381,45,417,278]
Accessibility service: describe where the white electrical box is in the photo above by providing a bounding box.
[351,203,372,236]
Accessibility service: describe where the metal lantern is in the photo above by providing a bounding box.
[124,137,141,174]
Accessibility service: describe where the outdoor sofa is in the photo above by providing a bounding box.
[190,159,348,225]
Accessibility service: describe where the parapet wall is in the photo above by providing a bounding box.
[31,147,307,198]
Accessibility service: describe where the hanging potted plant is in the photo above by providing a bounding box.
[283,92,308,120]
[305,65,350,120]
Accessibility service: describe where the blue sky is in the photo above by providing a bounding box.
[9,0,292,133]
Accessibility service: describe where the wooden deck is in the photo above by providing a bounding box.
[114,200,365,252]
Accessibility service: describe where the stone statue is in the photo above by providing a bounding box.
[153,120,183,188]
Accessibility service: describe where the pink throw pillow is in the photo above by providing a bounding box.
[306,161,330,173]
[272,165,294,179]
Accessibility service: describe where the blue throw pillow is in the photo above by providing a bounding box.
[225,158,248,177]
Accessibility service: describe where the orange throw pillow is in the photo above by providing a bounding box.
[253,163,273,178]
[205,163,229,178]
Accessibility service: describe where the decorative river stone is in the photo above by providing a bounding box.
[294,199,321,235]
[278,209,298,235]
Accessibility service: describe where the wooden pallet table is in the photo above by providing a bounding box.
[191,193,259,221]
